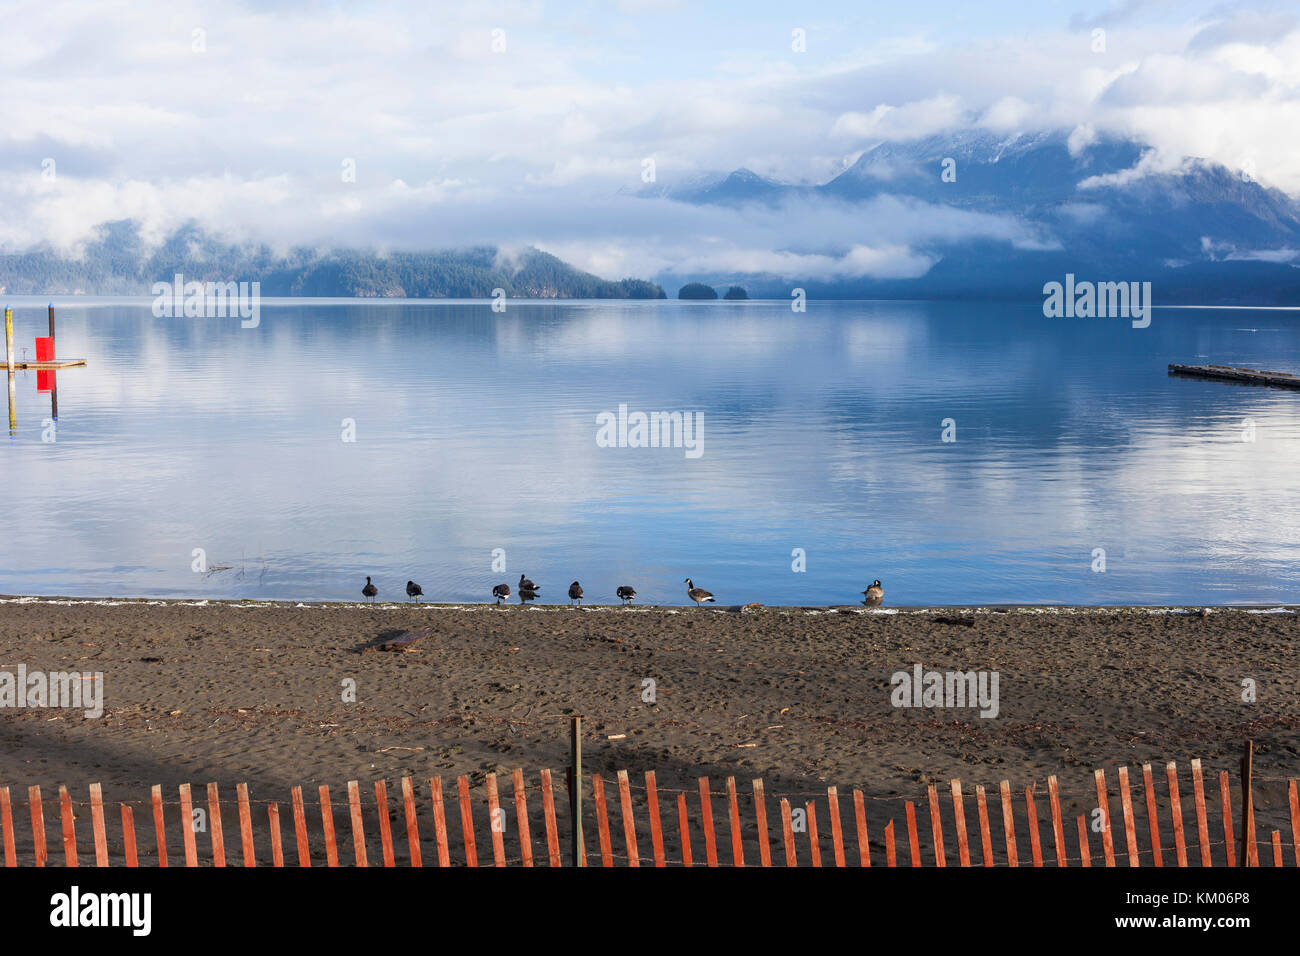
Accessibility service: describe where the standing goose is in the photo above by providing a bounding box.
[492,583,511,604]
[684,578,715,607]
[862,580,884,607]
[519,573,540,593]
[362,576,378,603]
[406,580,424,603]
[616,585,636,605]
[568,581,583,606]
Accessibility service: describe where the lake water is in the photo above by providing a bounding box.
[3,296,1300,606]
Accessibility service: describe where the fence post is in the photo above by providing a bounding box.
[1239,740,1255,867]
[570,716,583,867]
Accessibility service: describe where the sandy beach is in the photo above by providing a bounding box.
[2,597,1298,864]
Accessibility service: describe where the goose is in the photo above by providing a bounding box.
[862,580,884,607]
[406,580,423,603]
[492,583,511,604]
[684,578,715,607]
[519,573,540,592]
[616,585,636,605]
[568,581,583,606]
[362,576,378,602]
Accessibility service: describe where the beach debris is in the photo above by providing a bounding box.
[367,626,433,652]
[741,602,764,613]
[932,615,975,627]
[607,733,626,740]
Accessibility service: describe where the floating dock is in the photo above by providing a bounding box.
[6,359,87,371]
[1168,364,1300,390]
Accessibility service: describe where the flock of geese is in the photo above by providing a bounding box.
[360,575,886,608]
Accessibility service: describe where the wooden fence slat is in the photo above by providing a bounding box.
[485,774,506,867]
[236,783,256,867]
[1190,759,1212,867]
[1117,766,1140,867]
[752,779,771,867]
[1025,784,1043,867]
[853,790,870,867]
[806,801,822,867]
[976,785,995,867]
[375,779,395,867]
[1094,770,1116,867]
[0,787,15,867]
[1219,770,1236,868]
[456,775,477,867]
[1077,814,1091,866]
[539,770,561,867]
[319,784,339,867]
[268,803,284,867]
[1142,763,1163,867]
[725,777,744,867]
[999,780,1018,867]
[904,801,921,867]
[698,777,718,867]
[29,786,47,868]
[88,783,108,867]
[618,770,640,868]
[1166,762,1188,867]
[151,785,168,868]
[884,819,896,867]
[926,784,946,867]
[826,786,845,867]
[779,797,796,867]
[591,773,613,867]
[1272,830,1283,867]
[1046,776,1066,867]
[512,769,533,868]
[951,780,970,866]
[59,786,79,867]
[1289,779,1300,867]
[678,792,693,867]
[121,805,138,867]
[401,777,423,867]
[291,785,310,867]
[207,782,226,867]
[645,772,666,867]
[178,784,197,867]
[346,780,368,867]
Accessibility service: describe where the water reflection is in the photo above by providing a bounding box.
[0,298,1298,605]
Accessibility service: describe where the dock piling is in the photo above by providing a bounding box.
[4,306,13,373]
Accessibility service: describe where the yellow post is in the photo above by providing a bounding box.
[4,306,13,373]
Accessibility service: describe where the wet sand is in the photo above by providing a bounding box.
[2,597,1298,863]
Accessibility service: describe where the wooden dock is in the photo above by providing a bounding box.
[1168,364,1300,390]
[5,359,86,371]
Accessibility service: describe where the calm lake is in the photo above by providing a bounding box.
[3,296,1299,606]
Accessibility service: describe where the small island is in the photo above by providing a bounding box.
[723,286,748,300]
[678,282,718,300]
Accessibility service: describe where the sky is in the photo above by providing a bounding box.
[1,0,1298,280]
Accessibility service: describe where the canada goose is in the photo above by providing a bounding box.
[568,581,583,605]
[519,573,539,592]
[362,576,378,602]
[684,578,715,606]
[406,580,423,603]
[492,583,511,604]
[862,580,883,607]
[616,585,636,605]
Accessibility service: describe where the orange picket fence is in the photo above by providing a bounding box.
[2,757,1297,867]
